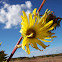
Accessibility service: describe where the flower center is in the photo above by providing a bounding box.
[26,28,36,38]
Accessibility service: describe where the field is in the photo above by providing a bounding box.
[10,56,62,62]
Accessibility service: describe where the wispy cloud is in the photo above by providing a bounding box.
[0,0,9,3]
[0,1,32,29]
[13,47,62,58]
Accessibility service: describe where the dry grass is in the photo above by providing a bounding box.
[10,56,62,62]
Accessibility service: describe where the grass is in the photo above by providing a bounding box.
[9,53,62,62]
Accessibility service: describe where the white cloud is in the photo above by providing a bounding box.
[25,1,32,9]
[0,1,32,29]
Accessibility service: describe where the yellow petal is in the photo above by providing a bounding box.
[34,17,39,28]
[22,11,28,19]
[33,8,37,15]
[21,21,24,25]
[45,23,57,32]
[40,20,53,31]
[30,42,41,51]
[41,39,53,42]
[26,42,30,54]
[48,23,57,31]
[35,39,49,49]
[30,39,41,51]
[36,34,45,39]
[21,16,28,25]
[19,29,26,35]
[47,32,55,36]
[45,9,48,13]
[21,11,29,28]
[29,13,32,27]
[21,16,29,29]
[22,37,28,51]
[45,36,56,39]
[31,16,36,26]
[36,31,53,38]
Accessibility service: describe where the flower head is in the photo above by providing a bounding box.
[20,8,56,54]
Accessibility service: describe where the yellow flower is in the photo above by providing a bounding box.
[19,8,56,54]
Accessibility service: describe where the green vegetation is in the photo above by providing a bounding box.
[0,50,8,62]
[0,42,8,62]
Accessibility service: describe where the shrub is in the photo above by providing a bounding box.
[0,50,8,62]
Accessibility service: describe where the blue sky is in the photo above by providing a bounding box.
[0,0,62,58]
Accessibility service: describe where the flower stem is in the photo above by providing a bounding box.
[38,0,46,12]
[7,36,22,62]
[57,18,62,20]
